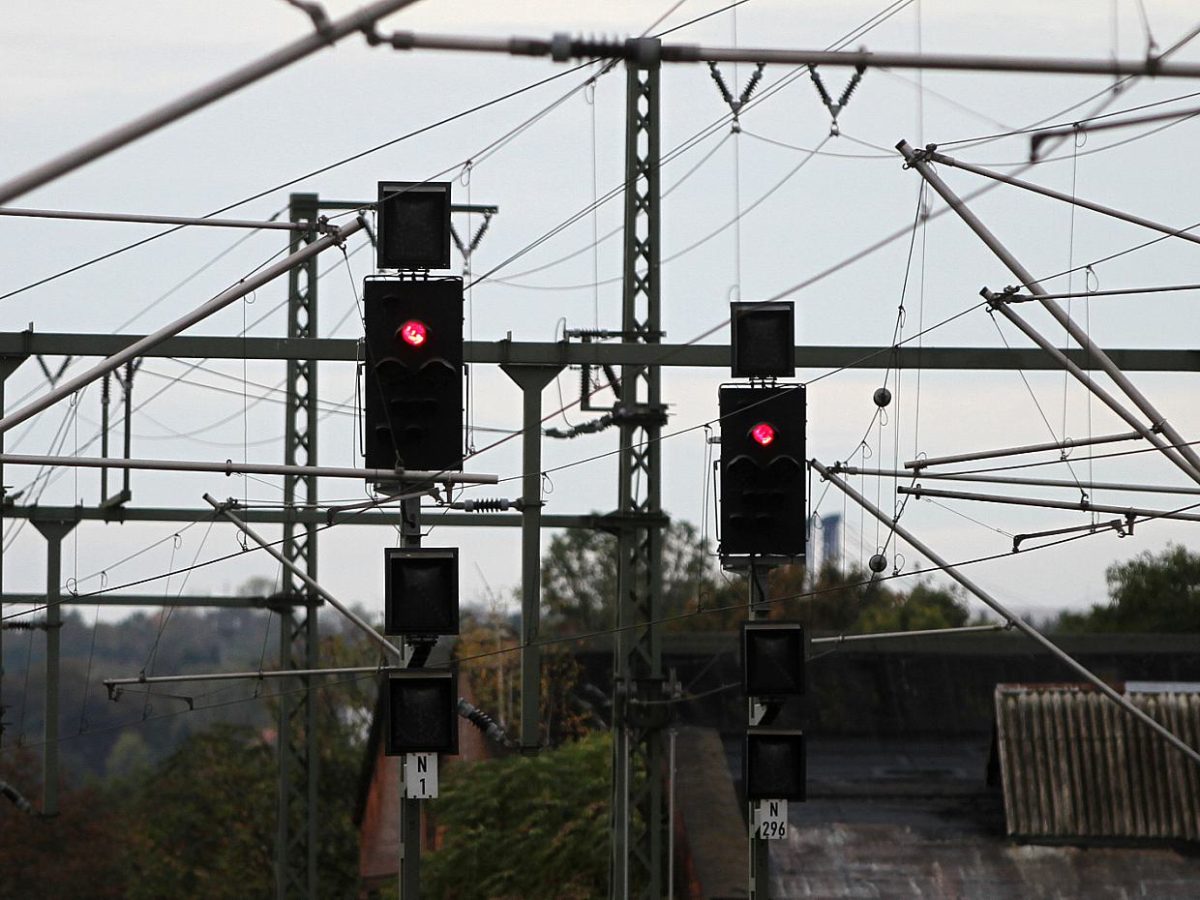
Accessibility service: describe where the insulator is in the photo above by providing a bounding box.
[454,498,510,512]
[457,698,514,747]
[838,67,865,108]
[739,62,766,105]
[808,68,834,107]
[868,553,888,573]
[873,387,892,408]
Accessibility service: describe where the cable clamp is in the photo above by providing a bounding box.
[285,0,336,45]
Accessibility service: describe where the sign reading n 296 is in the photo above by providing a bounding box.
[754,799,788,840]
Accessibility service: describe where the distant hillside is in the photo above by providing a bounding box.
[2,604,370,784]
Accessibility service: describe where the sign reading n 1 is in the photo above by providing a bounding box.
[405,753,439,799]
[753,799,788,840]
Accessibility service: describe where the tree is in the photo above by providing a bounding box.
[540,519,745,634]
[855,578,970,633]
[119,725,276,900]
[0,747,128,900]
[422,733,614,900]
[768,562,970,634]
[1055,543,1200,632]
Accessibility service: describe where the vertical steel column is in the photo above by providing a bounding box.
[501,365,563,751]
[398,497,422,899]
[0,354,28,746]
[278,192,320,900]
[611,41,666,900]
[32,519,77,815]
[747,565,770,899]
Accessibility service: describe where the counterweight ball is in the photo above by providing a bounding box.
[868,553,888,573]
[873,387,892,408]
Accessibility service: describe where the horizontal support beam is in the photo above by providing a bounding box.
[3,333,1198,372]
[0,206,311,232]
[382,31,1200,78]
[836,466,1200,497]
[899,484,1200,523]
[0,504,604,529]
[104,665,397,691]
[905,429,1144,470]
[810,622,1009,645]
[0,453,498,485]
[1,593,306,609]
[318,200,498,215]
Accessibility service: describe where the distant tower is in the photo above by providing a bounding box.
[821,513,843,572]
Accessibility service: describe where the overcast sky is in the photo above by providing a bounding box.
[4,0,1200,638]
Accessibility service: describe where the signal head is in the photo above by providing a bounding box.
[750,422,777,447]
[398,319,429,347]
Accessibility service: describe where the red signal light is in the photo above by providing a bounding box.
[750,422,776,447]
[398,319,428,347]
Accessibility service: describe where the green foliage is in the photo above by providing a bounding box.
[121,724,276,900]
[855,579,971,633]
[0,748,127,900]
[540,518,746,634]
[1055,543,1200,632]
[0,601,381,899]
[771,562,970,634]
[423,733,614,899]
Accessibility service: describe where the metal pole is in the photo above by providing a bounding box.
[898,141,1200,484]
[501,365,563,751]
[897,483,1200,523]
[201,494,402,660]
[398,497,422,900]
[983,297,1200,483]
[0,206,313,231]
[0,217,364,438]
[611,44,666,900]
[0,452,497,484]
[747,563,771,900]
[0,0,422,205]
[378,30,1200,78]
[31,520,77,815]
[104,665,398,689]
[837,466,1200,497]
[0,355,27,747]
[810,623,1009,645]
[811,458,1200,767]
[905,429,1143,470]
[925,151,1200,250]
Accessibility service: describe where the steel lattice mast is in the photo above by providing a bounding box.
[610,40,667,900]
[277,193,322,900]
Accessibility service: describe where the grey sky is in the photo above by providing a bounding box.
[4,0,1200,628]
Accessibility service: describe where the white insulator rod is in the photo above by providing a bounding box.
[0,216,363,437]
[838,466,1200,497]
[0,453,497,486]
[0,206,311,231]
[905,430,1143,471]
[811,458,1200,767]
[897,483,1200,523]
[810,623,1009,645]
[0,0,421,205]
[202,493,403,661]
[105,665,399,688]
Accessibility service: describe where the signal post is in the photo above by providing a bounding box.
[718,301,808,899]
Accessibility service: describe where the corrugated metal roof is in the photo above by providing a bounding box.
[995,683,1200,841]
